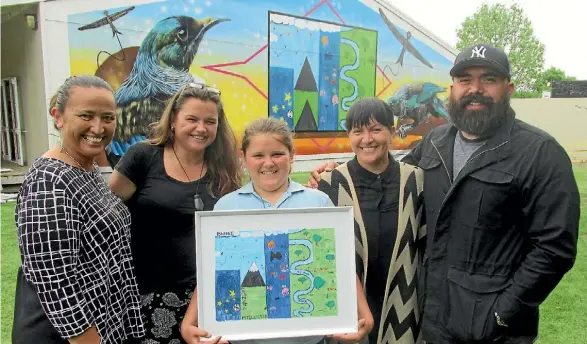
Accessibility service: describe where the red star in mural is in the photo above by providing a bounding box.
[200,0,393,100]
[201,44,269,98]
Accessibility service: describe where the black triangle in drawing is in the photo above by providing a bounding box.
[295,57,318,92]
[295,101,317,131]
[241,262,266,287]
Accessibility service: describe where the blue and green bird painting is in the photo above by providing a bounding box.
[387,82,449,139]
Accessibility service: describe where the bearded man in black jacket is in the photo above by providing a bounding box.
[401,44,580,344]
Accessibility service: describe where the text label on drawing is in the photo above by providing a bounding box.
[216,231,238,237]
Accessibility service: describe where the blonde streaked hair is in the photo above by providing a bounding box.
[241,117,295,155]
[150,83,242,197]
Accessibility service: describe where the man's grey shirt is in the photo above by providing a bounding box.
[453,131,486,179]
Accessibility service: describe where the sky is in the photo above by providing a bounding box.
[387,0,587,79]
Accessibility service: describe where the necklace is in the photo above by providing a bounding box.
[172,144,205,211]
[61,145,85,169]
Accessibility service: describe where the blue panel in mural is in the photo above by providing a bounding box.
[318,30,341,131]
[269,66,295,129]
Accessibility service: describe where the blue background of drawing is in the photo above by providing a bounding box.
[264,233,291,319]
[216,234,266,283]
[215,270,242,321]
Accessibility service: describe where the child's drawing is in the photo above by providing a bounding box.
[214,228,338,321]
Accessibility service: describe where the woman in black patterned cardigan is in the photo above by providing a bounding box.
[313,98,426,344]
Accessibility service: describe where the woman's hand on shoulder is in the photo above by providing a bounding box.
[307,161,339,188]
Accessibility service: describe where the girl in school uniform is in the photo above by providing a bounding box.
[180,117,373,344]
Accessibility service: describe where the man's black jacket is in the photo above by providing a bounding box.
[402,109,580,343]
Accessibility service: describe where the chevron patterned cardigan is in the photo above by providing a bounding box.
[318,161,426,344]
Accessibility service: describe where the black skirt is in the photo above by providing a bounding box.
[12,268,138,344]
[133,284,195,344]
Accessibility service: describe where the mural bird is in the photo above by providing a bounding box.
[78,6,135,37]
[105,16,230,164]
[378,8,433,69]
[387,82,449,139]
[78,6,137,71]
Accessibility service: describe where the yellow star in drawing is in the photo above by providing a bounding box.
[272,105,279,113]
[284,93,291,102]
[282,105,285,109]
[229,290,236,297]
[217,301,222,306]
[224,309,228,313]
[225,299,230,303]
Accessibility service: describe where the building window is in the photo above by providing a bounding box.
[1,77,26,166]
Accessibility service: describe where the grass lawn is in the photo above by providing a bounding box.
[1,167,585,343]
[1,199,18,342]
[535,164,587,344]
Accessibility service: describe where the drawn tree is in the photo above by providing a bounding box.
[298,276,308,283]
[326,300,336,310]
[295,249,303,257]
[313,234,322,246]
[314,276,326,289]
[456,3,545,92]
[325,254,335,263]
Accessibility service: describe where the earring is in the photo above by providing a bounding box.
[171,126,175,132]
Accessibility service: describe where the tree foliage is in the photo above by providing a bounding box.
[534,67,576,93]
[514,67,576,98]
[456,3,545,91]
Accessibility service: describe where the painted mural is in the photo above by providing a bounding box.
[268,12,377,132]
[66,0,453,164]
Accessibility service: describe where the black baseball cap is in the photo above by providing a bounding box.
[450,44,511,79]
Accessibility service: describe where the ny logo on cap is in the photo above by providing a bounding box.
[471,46,487,58]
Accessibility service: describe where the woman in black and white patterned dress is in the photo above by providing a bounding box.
[12,75,145,343]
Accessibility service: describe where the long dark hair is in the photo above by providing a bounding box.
[149,84,242,197]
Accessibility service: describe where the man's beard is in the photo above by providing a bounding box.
[448,93,510,138]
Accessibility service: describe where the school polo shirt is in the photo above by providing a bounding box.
[214,179,334,210]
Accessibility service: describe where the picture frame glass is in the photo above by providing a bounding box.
[195,207,358,341]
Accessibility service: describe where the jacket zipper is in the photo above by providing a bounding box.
[467,140,509,164]
[433,139,509,214]
[431,140,452,185]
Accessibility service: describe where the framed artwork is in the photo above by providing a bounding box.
[195,207,358,341]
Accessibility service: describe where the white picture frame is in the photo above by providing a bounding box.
[195,207,358,341]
